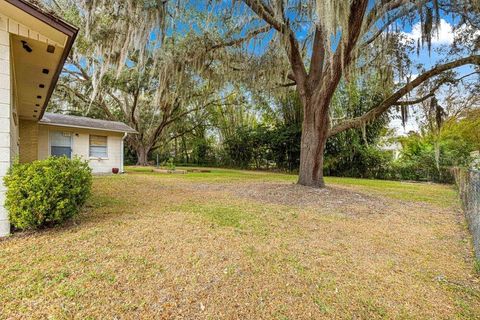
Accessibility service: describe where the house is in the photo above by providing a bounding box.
[0,0,136,237]
[23,112,137,172]
[378,138,402,160]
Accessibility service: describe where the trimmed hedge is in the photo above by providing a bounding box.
[3,157,92,230]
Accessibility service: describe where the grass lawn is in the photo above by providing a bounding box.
[1,167,479,319]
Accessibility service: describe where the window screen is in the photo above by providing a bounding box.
[50,131,72,158]
[89,135,108,158]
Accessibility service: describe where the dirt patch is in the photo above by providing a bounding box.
[232,183,385,208]
[178,182,391,215]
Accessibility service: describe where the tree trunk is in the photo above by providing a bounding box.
[182,136,189,164]
[136,147,150,166]
[297,102,330,187]
[174,137,178,162]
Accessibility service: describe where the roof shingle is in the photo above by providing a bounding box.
[39,113,137,133]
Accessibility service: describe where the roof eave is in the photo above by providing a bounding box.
[5,0,79,36]
[5,0,79,120]
[38,121,138,134]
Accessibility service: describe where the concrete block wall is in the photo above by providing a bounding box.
[19,120,39,163]
[0,28,11,237]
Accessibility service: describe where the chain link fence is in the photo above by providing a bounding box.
[452,168,480,259]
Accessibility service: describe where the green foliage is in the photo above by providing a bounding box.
[223,126,258,168]
[395,132,472,183]
[350,109,480,183]
[441,109,480,150]
[191,138,212,165]
[268,124,302,172]
[325,78,391,179]
[3,157,92,230]
[123,145,138,166]
[325,146,393,179]
[222,124,301,171]
[267,92,303,171]
[162,158,176,170]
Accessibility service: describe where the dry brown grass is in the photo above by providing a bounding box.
[1,170,479,319]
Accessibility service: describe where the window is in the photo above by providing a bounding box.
[89,135,108,158]
[50,131,72,158]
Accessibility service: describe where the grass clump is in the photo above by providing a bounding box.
[177,201,266,234]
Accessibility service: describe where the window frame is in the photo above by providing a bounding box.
[89,134,108,159]
[49,130,73,159]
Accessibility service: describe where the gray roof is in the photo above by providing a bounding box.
[39,113,137,133]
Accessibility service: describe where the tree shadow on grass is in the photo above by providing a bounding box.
[0,193,131,242]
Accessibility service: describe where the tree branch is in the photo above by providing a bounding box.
[364,0,413,31]
[328,55,480,137]
[208,25,272,51]
[394,93,435,106]
[362,5,417,47]
[308,26,325,89]
[277,81,297,87]
[242,0,285,33]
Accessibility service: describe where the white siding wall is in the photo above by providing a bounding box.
[84,135,123,174]
[0,28,11,236]
[9,50,18,161]
[38,125,124,174]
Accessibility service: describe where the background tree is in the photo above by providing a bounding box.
[324,75,392,178]
[391,78,479,183]
[46,0,249,164]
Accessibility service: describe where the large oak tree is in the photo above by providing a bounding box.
[47,0,247,164]
[221,0,480,187]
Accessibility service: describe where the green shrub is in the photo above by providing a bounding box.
[161,157,176,170]
[3,157,92,230]
[325,145,394,180]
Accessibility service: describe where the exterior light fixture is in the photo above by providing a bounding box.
[21,40,32,53]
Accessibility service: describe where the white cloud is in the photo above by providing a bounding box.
[389,117,420,136]
[402,19,454,45]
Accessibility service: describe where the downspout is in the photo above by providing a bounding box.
[121,132,127,173]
